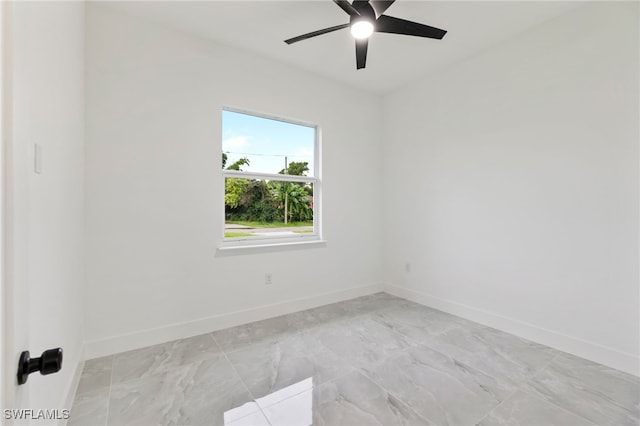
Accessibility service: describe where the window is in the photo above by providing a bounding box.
[221,108,320,247]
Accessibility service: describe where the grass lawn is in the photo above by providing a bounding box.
[226,220,313,228]
[224,232,254,238]
[293,230,313,234]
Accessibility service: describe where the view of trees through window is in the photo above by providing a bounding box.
[222,110,317,240]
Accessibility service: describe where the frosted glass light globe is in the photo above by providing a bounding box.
[351,20,374,39]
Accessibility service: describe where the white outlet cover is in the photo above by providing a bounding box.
[34,144,43,174]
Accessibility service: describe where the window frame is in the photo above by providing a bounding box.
[220,107,321,249]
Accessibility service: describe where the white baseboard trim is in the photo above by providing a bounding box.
[84,283,385,360]
[60,344,85,425]
[384,284,639,377]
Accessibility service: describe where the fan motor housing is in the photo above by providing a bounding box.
[284,1,447,70]
[350,1,376,26]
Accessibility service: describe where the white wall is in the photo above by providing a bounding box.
[383,2,639,375]
[84,5,383,356]
[84,2,638,376]
[8,0,85,413]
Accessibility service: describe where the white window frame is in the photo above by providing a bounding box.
[219,108,322,249]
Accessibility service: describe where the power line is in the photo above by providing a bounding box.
[224,151,312,158]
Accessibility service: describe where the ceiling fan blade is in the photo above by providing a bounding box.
[333,0,360,17]
[355,38,368,69]
[375,15,447,39]
[369,0,395,18]
[284,23,349,44]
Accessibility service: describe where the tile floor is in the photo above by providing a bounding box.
[69,293,640,426]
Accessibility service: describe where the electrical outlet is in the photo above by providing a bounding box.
[34,144,43,174]
[405,263,411,273]
[265,273,273,285]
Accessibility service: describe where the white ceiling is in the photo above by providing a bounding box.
[101,1,584,94]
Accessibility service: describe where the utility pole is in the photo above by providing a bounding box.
[284,156,288,224]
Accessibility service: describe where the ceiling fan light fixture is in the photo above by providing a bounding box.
[350,20,374,39]
[284,0,447,70]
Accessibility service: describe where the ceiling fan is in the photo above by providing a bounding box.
[284,0,447,70]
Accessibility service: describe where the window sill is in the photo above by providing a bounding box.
[216,239,327,256]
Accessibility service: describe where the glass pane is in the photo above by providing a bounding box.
[222,110,315,177]
[225,177,314,239]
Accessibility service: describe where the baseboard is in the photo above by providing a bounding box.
[60,343,85,425]
[384,284,640,377]
[84,283,384,360]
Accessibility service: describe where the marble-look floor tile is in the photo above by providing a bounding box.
[552,352,640,410]
[108,355,257,426]
[381,310,557,393]
[111,333,220,385]
[522,353,640,426]
[283,292,416,331]
[69,387,109,426]
[260,387,314,426]
[70,293,640,426]
[369,304,478,348]
[478,390,596,426]
[283,302,352,330]
[361,345,505,425]
[167,333,223,366]
[223,400,263,424]
[226,331,353,400]
[225,409,271,426]
[77,356,113,395]
[468,325,560,372]
[314,371,430,425]
[368,302,441,328]
[337,292,417,316]
[108,366,185,425]
[304,315,415,369]
[255,376,314,409]
[261,370,429,426]
[212,315,298,353]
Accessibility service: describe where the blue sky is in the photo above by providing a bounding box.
[222,110,315,176]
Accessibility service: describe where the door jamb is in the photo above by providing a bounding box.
[1,0,15,414]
